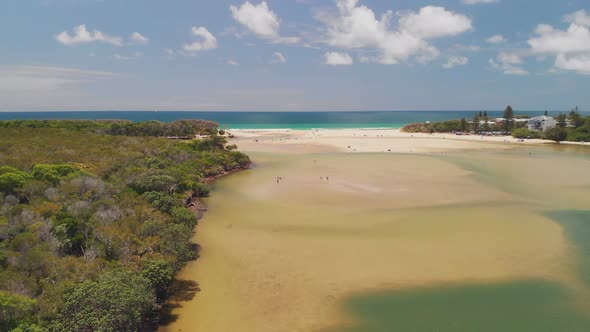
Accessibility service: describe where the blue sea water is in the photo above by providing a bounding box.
[0,111,586,130]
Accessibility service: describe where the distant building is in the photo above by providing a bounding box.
[528,116,556,131]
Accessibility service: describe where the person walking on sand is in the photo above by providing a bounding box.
[276,176,280,184]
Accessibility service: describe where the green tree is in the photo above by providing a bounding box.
[0,291,37,331]
[142,260,175,294]
[543,127,568,143]
[460,118,468,132]
[503,105,514,133]
[53,269,155,332]
[0,172,28,193]
[544,110,548,116]
[556,113,567,128]
[568,109,584,128]
[52,211,86,256]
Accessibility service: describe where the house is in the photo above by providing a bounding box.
[528,116,556,131]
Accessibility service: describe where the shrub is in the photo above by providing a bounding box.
[512,128,540,139]
[130,173,176,194]
[53,269,155,332]
[171,207,197,228]
[543,127,568,142]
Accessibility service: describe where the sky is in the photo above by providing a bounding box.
[1,0,589,112]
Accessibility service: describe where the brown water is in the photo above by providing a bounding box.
[161,146,590,332]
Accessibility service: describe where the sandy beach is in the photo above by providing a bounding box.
[226,128,577,154]
[161,128,590,332]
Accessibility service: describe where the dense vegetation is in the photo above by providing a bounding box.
[0,119,218,138]
[0,121,249,331]
[402,106,590,143]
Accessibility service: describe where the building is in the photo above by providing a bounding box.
[528,116,556,131]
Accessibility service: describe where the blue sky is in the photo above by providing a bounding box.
[1,0,589,111]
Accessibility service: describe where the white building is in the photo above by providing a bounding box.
[528,116,556,131]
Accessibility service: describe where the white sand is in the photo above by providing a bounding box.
[227,128,567,154]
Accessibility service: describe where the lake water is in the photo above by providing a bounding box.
[161,144,590,332]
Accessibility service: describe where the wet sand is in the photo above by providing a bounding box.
[161,130,590,332]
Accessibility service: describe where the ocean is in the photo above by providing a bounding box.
[0,111,583,130]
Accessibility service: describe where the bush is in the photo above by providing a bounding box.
[32,164,80,185]
[543,127,568,142]
[130,173,176,194]
[512,128,540,139]
[143,191,181,214]
[193,182,210,197]
[171,207,197,228]
[53,269,155,332]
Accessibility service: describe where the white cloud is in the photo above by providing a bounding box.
[554,54,590,75]
[489,52,529,75]
[113,52,143,61]
[271,52,287,63]
[0,65,116,94]
[56,24,123,46]
[130,32,149,45]
[528,10,590,74]
[399,6,473,39]
[564,10,590,27]
[230,1,299,44]
[486,34,506,44]
[183,26,218,52]
[322,1,471,64]
[443,56,468,69]
[227,59,239,66]
[463,0,499,4]
[325,52,353,65]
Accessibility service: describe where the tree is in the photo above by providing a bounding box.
[53,269,155,332]
[556,113,567,128]
[460,118,468,132]
[543,127,568,143]
[568,109,584,128]
[0,173,28,194]
[472,114,480,133]
[0,291,37,331]
[483,111,488,117]
[503,105,514,133]
[544,110,548,116]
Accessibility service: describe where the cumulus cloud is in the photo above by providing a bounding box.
[322,1,471,64]
[443,56,468,69]
[130,32,149,45]
[489,52,529,75]
[56,24,123,46]
[528,10,590,74]
[230,1,299,44]
[325,52,353,65]
[463,0,499,4]
[271,52,287,63]
[183,26,218,52]
[564,9,590,26]
[486,34,506,44]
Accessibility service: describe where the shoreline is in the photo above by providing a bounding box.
[225,128,588,155]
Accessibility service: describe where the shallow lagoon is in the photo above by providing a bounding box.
[162,145,590,332]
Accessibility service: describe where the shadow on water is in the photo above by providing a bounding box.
[326,210,590,332]
[545,210,590,285]
[159,279,201,326]
[325,281,590,332]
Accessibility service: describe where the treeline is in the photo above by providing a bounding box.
[402,106,590,143]
[0,119,219,137]
[0,123,249,331]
